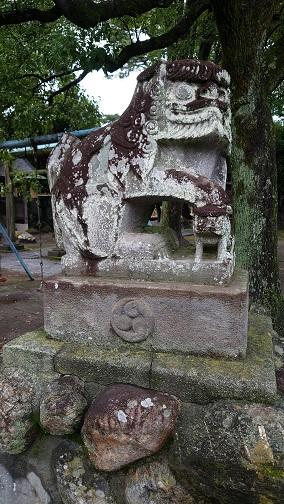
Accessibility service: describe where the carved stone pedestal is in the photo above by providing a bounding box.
[43,270,249,359]
[2,314,276,406]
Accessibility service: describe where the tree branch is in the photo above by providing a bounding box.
[48,69,89,104]
[0,5,62,26]
[52,0,175,28]
[121,19,134,44]
[100,0,211,72]
[47,0,210,101]
[17,68,80,84]
[198,31,216,60]
[198,39,214,60]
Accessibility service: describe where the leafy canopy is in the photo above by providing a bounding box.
[0,3,102,141]
[0,0,284,138]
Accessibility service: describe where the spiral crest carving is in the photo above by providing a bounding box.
[111,298,154,342]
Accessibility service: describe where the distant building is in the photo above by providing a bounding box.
[0,153,52,234]
[0,128,99,235]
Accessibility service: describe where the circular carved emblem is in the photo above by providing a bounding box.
[111,298,154,342]
[175,83,193,101]
[144,120,158,135]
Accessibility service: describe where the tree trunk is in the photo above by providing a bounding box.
[231,84,282,325]
[212,0,283,329]
[161,201,183,244]
[4,161,15,242]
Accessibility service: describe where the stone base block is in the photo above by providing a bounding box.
[3,330,64,374]
[63,255,234,285]
[43,270,248,359]
[47,248,65,258]
[2,315,276,405]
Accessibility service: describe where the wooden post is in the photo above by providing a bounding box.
[4,160,15,242]
[161,201,183,245]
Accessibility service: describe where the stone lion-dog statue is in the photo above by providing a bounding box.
[48,59,234,283]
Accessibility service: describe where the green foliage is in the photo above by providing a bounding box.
[0,1,193,140]
[0,149,13,163]
[0,6,102,141]
[0,150,46,200]
[0,164,46,201]
[272,83,284,119]
[101,113,120,124]
[166,9,219,62]
[11,170,46,201]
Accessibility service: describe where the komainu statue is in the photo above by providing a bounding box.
[48,59,234,283]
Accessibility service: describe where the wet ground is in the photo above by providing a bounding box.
[0,234,60,350]
[0,233,61,279]
[1,233,284,351]
[0,274,43,349]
